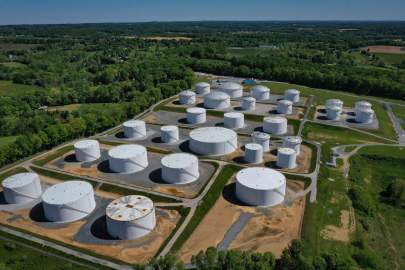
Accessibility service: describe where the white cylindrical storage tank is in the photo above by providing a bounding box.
[123,120,147,139]
[326,99,343,110]
[251,132,270,152]
[355,108,375,124]
[74,139,101,162]
[326,106,342,120]
[106,195,156,240]
[42,181,95,223]
[108,144,148,173]
[241,96,256,111]
[284,89,300,103]
[217,82,243,98]
[244,143,263,163]
[263,116,288,135]
[277,99,293,115]
[187,107,206,124]
[282,136,302,155]
[224,112,244,129]
[251,85,270,101]
[161,153,199,184]
[276,147,297,169]
[179,90,196,105]
[236,167,286,206]
[204,92,230,109]
[195,82,210,95]
[355,101,372,111]
[2,173,42,204]
[160,125,179,143]
[189,127,237,156]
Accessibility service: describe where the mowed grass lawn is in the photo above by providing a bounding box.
[0,80,45,96]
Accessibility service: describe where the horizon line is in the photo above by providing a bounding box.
[1,19,405,27]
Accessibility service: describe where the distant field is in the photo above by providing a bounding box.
[0,80,45,96]
[366,45,405,54]
[0,43,38,51]
[374,53,405,65]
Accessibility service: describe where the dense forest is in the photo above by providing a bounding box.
[0,21,404,167]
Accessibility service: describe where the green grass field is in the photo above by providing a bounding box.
[374,53,405,65]
[301,122,389,162]
[0,80,45,96]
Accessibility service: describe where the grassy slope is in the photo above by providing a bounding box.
[349,146,405,269]
[391,104,405,129]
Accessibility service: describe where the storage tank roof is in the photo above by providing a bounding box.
[42,181,93,205]
[327,106,342,111]
[161,153,198,169]
[245,143,263,150]
[236,167,285,190]
[284,136,302,144]
[106,195,154,221]
[123,120,145,127]
[264,116,287,123]
[252,85,269,92]
[224,112,243,118]
[285,89,299,94]
[196,82,210,87]
[74,139,99,149]
[205,91,230,100]
[190,127,236,143]
[2,173,39,189]
[180,90,195,96]
[278,147,296,155]
[326,99,343,106]
[252,131,270,140]
[108,144,146,159]
[243,96,256,102]
[218,82,242,90]
[160,125,178,131]
[278,99,293,105]
[187,107,206,114]
[358,108,374,113]
[356,101,371,106]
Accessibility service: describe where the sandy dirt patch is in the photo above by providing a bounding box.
[366,45,405,54]
[320,208,356,242]
[178,180,306,262]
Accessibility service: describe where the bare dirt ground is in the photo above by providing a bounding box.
[366,45,405,54]
[320,208,356,242]
[179,180,306,262]
[0,201,180,264]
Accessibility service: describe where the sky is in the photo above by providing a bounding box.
[0,0,404,25]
